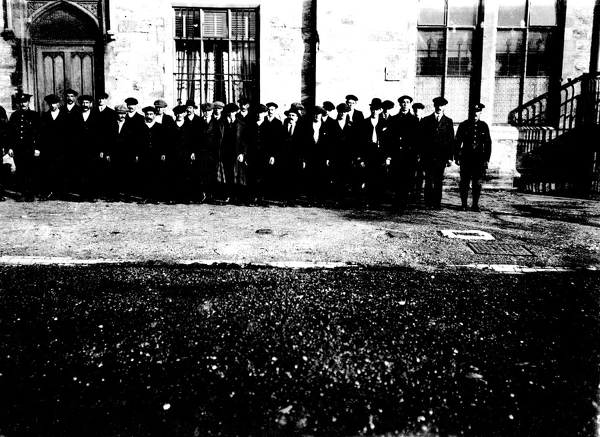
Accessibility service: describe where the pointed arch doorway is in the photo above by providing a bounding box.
[30,2,102,111]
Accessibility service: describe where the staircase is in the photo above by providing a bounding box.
[510,72,600,198]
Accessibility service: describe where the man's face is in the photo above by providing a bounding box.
[346,99,357,109]
[186,106,194,116]
[257,111,267,122]
[202,109,213,122]
[66,93,76,104]
[337,110,346,120]
[415,108,424,119]
[117,112,127,121]
[20,100,30,110]
[176,112,186,122]
[326,109,336,118]
[50,102,59,111]
[155,106,165,115]
[288,113,298,124]
[371,108,383,118]
[214,107,223,118]
[98,98,107,107]
[471,110,482,121]
[127,104,136,114]
[81,100,92,111]
[227,111,237,123]
[435,104,446,115]
[267,106,276,117]
[144,111,156,122]
[400,99,411,112]
[313,112,322,123]
[241,103,250,112]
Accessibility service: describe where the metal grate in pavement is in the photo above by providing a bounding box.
[467,242,535,256]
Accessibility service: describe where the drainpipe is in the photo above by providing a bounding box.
[590,0,600,74]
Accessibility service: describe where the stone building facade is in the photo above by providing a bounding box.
[0,0,598,188]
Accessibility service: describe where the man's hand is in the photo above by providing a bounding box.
[269,157,275,165]
[161,155,166,162]
[190,153,195,161]
[455,158,460,166]
[106,156,111,163]
[8,149,13,158]
[100,152,104,159]
[237,154,244,163]
[34,150,40,157]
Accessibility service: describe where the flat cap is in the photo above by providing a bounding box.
[256,103,268,113]
[78,95,93,102]
[266,102,278,109]
[433,96,448,106]
[114,104,128,113]
[336,103,350,113]
[125,97,138,105]
[44,94,60,104]
[322,101,335,111]
[142,105,157,113]
[311,105,326,116]
[224,103,239,113]
[398,95,413,103]
[98,92,109,100]
[345,94,358,102]
[153,99,168,108]
[412,102,425,110]
[65,88,79,96]
[237,97,250,105]
[200,102,214,111]
[213,101,225,109]
[382,100,395,110]
[173,105,187,115]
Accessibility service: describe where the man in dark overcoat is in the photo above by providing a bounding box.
[218,103,248,203]
[454,103,492,212]
[7,93,41,201]
[356,98,386,207]
[39,94,68,200]
[106,104,138,201]
[419,96,455,210]
[137,105,167,203]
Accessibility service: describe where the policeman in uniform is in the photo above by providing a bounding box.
[7,93,41,201]
[455,103,492,212]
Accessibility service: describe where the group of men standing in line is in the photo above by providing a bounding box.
[0,89,492,211]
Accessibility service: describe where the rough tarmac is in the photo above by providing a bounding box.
[1,189,599,270]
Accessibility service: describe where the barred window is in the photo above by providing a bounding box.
[493,0,559,124]
[416,0,480,122]
[174,8,258,106]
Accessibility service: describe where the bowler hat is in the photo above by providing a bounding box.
[433,96,448,106]
[185,99,197,109]
[346,94,358,102]
[44,94,60,104]
[154,99,168,108]
[142,106,157,113]
[369,98,383,110]
[398,95,413,103]
[224,103,239,113]
[125,97,139,105]
[284,107,301,117]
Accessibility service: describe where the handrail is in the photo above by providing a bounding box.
[509,72,600,130]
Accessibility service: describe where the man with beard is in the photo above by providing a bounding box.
[7,93,41,201]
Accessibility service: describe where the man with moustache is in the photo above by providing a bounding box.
[137,105,167,203]
[39,94,67,200]
[356,98,386,208]
[260,102,284,202]
[106,104,137,202]
[217,103,247,204]
[154,99,175,130]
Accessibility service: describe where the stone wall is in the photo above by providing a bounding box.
[564,1,596,80]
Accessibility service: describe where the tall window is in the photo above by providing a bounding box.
[174,8,258,105]
[417,0,480,121]
[493,0,559,123]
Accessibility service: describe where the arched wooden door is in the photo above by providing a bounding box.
[30,3,100,111]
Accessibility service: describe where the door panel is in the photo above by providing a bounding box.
[35,45,95,111]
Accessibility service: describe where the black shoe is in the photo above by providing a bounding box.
[471,205,481,212]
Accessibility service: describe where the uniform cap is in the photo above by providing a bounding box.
[472,102,485,112]
[382,100,395,110]
[345,94,358,102]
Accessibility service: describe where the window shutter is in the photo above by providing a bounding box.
[203,11,228,38]
[232,11,256,40]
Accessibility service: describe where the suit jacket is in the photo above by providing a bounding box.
[420,113,455,165]
[74,110,101,161]
[357,116,387,167]
[40,110,68,157]
[137,121,166,163]
[454,119,492,166]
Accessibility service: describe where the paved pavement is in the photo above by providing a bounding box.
[1,189,599,271]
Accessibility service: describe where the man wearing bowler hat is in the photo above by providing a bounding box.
[455,102,492,212]
[217,103,247,203]
[420,96,455,210]
[39,93,67,200]
[7,93,41,201]
[356,98,386,207]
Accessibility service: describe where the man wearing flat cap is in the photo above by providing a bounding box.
[280,105,308,206]
[8,93,41,201]
[125,97,145,128]
[137,105,168,203]
[259,102,284,201]
[420,96,455,210]
[39,94,68,200]
[216,103,248,203]
[107,104,138,202]
[245,103,270,205]
[388,94,419,208]
[60,89,83,121]
[154,99,175,130]
[72,94,103,201]
[455,102,492,212]
[187,102,216,203]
